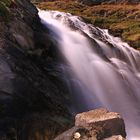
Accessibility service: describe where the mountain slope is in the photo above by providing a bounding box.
[78,0,140,5]
[37,0,140,49]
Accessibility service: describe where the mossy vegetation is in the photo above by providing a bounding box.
[36,1,140,49]
[1,0,12,6]
[0,0,12,21]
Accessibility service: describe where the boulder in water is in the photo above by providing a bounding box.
[54,108,126,140]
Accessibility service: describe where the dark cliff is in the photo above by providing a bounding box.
[0,0,72,139]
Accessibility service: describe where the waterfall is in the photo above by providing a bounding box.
[39,10,140,140]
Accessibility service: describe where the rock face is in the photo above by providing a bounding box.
[55,108,126,140]
[0,0,72,140]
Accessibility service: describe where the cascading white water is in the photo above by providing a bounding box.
[39,10,140,140]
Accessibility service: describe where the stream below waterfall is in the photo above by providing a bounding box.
[39,10,140,140]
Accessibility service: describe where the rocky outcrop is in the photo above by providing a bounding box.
[0,0,72,139]
[55,108,126,140]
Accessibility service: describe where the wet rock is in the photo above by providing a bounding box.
[104,135,125,140]
[55,108,126,140]
[15,0,38,16]
[0,0,72,139]
[9,20,35,50]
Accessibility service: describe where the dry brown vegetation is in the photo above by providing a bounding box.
[36,1,140,49]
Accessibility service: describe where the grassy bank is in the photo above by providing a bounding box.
[36,1,140,49]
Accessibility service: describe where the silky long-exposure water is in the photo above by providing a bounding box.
[39,10,140,140]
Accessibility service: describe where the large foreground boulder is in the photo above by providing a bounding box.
[55,108,126,140]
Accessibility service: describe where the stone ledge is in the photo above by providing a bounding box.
[55,108,126,140]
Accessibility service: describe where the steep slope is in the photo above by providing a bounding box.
[77,0,140,5]
[37,0,140,49]
[33,0,140,4]
[0,0,72,139]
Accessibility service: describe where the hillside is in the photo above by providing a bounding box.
[36,0,140,49]
[78,0,140,5]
